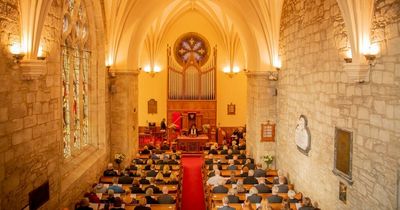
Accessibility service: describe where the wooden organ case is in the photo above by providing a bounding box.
[167,33,217,141]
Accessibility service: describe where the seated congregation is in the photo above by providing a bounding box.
[74,139,320,210]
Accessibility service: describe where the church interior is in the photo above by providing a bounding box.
[0,0,399,209]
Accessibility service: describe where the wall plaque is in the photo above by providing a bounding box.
[227,103,235,115]
[261,121,275,142]
[295,115,311,155]
[148,99,157,114]
[333,127,353,184]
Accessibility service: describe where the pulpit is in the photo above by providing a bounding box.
[177,135,209,152]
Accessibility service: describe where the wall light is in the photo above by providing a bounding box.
[363,43,379,66]
[223,65,240,77]
[273,58,282,70]
[37,45,46,60]
[143,64,161,77]
[10,43,25,64]
[344,49,352,63]
[105,60,114,77]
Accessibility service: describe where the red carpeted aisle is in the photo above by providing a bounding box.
[181,155,206,210]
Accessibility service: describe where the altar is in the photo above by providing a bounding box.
[176,135,209,152]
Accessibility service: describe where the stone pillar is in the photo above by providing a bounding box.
[109,71,139,167]
[246,71,278,166]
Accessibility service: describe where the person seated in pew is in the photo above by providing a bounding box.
[147,142,155,151]
[144,159,153,170]
[267,186,283,203]
[238,140,246,150]
[276,176,289,193]
[225,171,238,184]
[108,177,125,193]
[217,196,236,210]
[156,154,170,165]
[146,165,158,177]
[273,170,288,184]
[84,187,101,203]
[243,159,255,170]
[93,183,108,194]
[103,163,118,177]
[75,198,93,210]
[232,155,241,165]
[225,149,234,159]
[129,163,138,170]
[227,159,238,170]
[168,154,179,164]
[240,166,249,177]
[280,199,290,210]
[128,168,141,177]
[209,145,219,155]
[247,187,262,203]
[256,199,271,210]
[145,178,161,193]
[162,165,171,177]
[144,188,158,204]
[209,164,223,177]
[220,145,229,155]
[155,172,166,184]
[204,154,213,164]
[255,178,271,193]
[213,179,229,193]
[161,141,170,150]
[134,198,151,210]
[235,179,247,193]
[107,189,116,204]
[167,172,179,184]
[253,164,266,178]
[130,180,144,194]
[287,190,299,203]
[232,145,240,154]
[244,170,259,185]
[139,174,150,184]
[242,199,255,210]
[238,150,247,159]
[118,170,134,184]
[153,145,163,154]
[207,170,226,186]
[227,188,240,203]
[298,197,315,210]
[158,186,175,204]
[141,146,150,155]
[150,150,160,160]
[110,197,125,210]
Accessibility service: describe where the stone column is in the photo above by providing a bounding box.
[109,70,139,167]
[246,71,278,166]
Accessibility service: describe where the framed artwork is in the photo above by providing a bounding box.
[227,103,235,115]
[294,115,311,155]
[148,99,157,114]
[333,127,353,184]
[339,181,347,204]
[261,121,275,142]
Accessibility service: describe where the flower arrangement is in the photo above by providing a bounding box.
[114,153,126,164]
[262,155,274,169]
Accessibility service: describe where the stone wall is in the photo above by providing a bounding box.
[246,72,277,165]
[0,0,110,209]
[276,0,400,209]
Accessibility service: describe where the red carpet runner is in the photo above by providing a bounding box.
[181,154,206,210]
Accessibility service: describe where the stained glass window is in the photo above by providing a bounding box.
[62,0,90,158]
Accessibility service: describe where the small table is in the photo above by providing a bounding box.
[176,135,209,152]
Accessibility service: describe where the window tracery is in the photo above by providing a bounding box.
[62,0,90,158]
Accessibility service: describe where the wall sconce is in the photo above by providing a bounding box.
[37,45,46,60]
[344,49,352,63]
[10,43,25,64]
[273,58,282,71]
[143,65,161,77]
[363,43,379,66]
[223,65,240,77]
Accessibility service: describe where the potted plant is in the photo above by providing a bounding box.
[114,153,126,169]
[261,155,274,169]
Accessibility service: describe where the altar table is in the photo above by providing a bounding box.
[176,135,209,152]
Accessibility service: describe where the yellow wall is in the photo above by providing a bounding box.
[138,10,247,127]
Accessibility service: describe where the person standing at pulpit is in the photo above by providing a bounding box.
[189,124,198,136]
[160,118,167,130]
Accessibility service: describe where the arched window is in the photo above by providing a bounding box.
[62,0,90,158]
